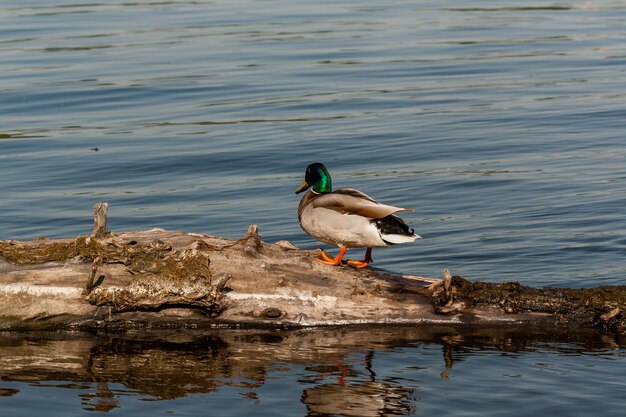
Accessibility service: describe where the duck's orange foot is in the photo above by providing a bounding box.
[346,259,370,269]
[315,256,342,266]
[345,248,373,269]
[315,247,347,266]
[318,250,336,263]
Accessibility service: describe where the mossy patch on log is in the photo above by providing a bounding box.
[0,236,211,281]
[0,238,93,264]
[0,235,219,313]
[441,276,625,331]
[88,274,221,313]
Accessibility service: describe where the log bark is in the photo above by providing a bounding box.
[0,203,624,333]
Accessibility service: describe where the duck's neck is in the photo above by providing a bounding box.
[312,174,332,193]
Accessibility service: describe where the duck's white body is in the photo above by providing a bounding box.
[298,188,421,249]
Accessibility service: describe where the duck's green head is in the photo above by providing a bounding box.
[295,162,332,194]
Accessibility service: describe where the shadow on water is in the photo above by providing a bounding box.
[0,326,623,415]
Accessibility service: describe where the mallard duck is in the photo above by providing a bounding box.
[295,162,421,268]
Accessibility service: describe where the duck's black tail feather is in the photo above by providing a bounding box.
[373,215,421,245]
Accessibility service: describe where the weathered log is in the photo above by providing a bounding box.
[0,203,624,333]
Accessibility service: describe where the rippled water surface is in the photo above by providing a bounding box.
[1,0,626,415]
[1,328,626,417]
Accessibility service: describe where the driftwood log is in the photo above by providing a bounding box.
[0,203,624,333]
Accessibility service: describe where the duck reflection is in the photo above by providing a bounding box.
[0,327,622,413]
[303,380,414,417]
[300,350,415,416]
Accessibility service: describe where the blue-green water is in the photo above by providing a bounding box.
[1,0,625,415]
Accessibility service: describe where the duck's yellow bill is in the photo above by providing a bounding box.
[294,180,310,194]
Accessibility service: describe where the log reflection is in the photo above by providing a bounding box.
[0,327,622,413]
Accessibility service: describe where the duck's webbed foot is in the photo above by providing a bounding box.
[346,259,369,268]
[346,248,373,269]
[316,247,347,266]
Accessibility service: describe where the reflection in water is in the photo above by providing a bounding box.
[303,380,415,417]
[0,388,19,397]
[302,349,415,416]
[0,327,623,415]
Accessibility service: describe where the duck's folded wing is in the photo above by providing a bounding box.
[311,188,414,219]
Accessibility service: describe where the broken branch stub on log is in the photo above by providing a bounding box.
[0,202,625,333]
[90,202,109,239]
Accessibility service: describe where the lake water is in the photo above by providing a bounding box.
[1,0,625,415]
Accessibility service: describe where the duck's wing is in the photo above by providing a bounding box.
[311,188,414,219]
